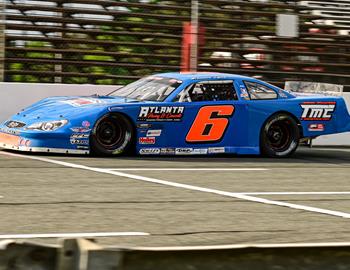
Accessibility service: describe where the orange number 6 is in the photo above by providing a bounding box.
[186,105,235,143]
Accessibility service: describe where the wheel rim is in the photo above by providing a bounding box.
[95,118,125,150]
[266,119,292,152]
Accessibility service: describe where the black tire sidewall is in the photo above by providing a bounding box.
[260,114,299,158]
[90,114,134,156]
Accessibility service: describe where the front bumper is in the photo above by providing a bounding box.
[0,132,89,155]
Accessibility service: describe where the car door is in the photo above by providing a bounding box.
[159,79,249,154]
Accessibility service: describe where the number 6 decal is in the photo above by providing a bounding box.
[186,105,235,143]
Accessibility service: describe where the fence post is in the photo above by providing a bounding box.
[190,0,199,72]
[0,0,5,82]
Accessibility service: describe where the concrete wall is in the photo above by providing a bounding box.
[0,82,116,121]
[0,82,349,145]
[312,93,350,146]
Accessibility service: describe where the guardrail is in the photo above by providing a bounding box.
[1,238,350,270]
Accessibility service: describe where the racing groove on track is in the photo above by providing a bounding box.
[0,147,349,246]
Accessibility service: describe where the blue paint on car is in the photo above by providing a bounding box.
[0,72,349,156]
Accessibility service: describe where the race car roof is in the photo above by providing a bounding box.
[155,72,253,81]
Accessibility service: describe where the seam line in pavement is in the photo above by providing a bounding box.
[240,192,350,195]
[0,232,149,239]
[1,151,350,219]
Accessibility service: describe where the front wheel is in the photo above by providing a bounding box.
[90,114,134,156]
[260,114,300,158]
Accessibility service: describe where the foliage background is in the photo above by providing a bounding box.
[3,0,350,89]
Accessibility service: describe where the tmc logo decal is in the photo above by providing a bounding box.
[300,102,336,121]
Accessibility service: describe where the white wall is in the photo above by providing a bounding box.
[0,82,349,145]
[313,93,350,146]
[0,82,117,121]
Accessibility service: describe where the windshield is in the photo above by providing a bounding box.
[109,76,182,101]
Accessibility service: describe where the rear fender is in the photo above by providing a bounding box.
[299,97,350,136]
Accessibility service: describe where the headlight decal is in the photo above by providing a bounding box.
[26,120,68,131]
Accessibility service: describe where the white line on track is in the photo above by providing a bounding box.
[0,232,149,240]
[240,192,350,195]
[128,242,350,251]
[1,151,350,219]
[107,168,268,171]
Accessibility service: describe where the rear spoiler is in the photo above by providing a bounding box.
[284,81,343,96]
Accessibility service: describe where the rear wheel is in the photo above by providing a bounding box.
[90,114,134,156]
[260,114,300,158]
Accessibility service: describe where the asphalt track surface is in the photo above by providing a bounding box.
[0,147,349,247]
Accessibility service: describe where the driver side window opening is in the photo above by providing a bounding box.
[175,80,238,102]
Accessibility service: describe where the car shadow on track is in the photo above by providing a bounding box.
[3,147,350,165]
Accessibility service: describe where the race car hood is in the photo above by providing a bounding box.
[4,96,139,124]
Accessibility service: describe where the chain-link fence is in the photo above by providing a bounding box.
[3,0,350,89]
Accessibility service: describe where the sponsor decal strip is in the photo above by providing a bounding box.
[146,129,162,137]
[70,127,91,133]
[62,98,105,107]
[175,148,208,155]
[138,106,184,122]
[300,102,336,121]
[71,134,89,139]
[140,147,226,155]
[302,102,337,105]
[208,147,226,154]
[160,148,175,155]
[1,151,350,219]
[139,148,160,155]
[308,124,325,132]
[70,140,89,145]
[139,137,156,145]
[70,121,92,133]
[0,128,21,135]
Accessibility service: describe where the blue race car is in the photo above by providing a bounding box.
[0,72,349,157]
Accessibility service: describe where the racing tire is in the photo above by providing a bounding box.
[260,113,300,158]
[90,113,134,156]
